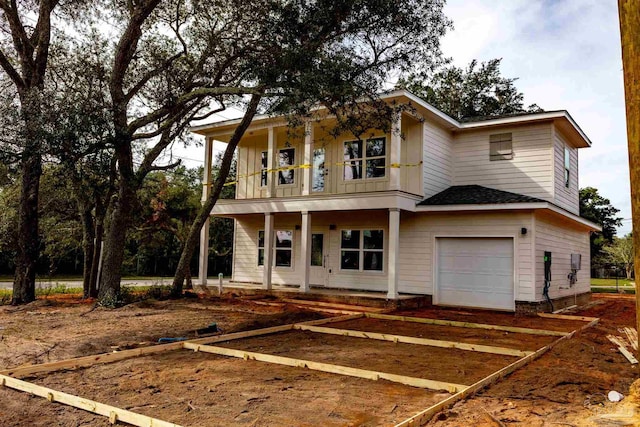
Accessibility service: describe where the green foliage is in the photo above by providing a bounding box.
[602,234,634,279]
[579,187,623,266]
[98,286,137,308]
[398,58,541,120]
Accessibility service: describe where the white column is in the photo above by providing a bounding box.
[199,137,214,286]
[266,126,277,197]
[387,208,400,299]
[263,212,274,290]
[300,211,312,292]
[302,122,314,196]
[389,114,402,191]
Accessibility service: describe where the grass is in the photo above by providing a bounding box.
[591,278,635,287]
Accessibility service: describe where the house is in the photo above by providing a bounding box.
[191,90,600,313]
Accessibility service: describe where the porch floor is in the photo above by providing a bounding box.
[201,279,429,309]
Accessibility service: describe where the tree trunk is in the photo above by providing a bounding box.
[12,149,42,304]
[171,94,261,297]
[80,205,96,299]
[98,180,135,302]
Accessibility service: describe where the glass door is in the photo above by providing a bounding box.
[312,148,326,192]
[310,232,328,286]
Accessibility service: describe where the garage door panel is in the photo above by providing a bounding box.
[437,238,514,311]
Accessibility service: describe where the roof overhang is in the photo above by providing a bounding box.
[189,90,592,148]
[415,202,601,231]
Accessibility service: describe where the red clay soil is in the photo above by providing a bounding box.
[1,294,638,426]
[326,317,556,351]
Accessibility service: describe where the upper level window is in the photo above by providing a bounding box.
[564,146,570,188]
[260,151,268,187]
[278,148,295,185]
[340,229,384,271]
[490,133,513,161]
[343,137,386,180]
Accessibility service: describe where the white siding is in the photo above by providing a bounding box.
[452,123,554,201]
[398,211,534,301]
[553,126,580,215]
[534,212,590,301]
[232,211,390,291]
[423,117,453,198]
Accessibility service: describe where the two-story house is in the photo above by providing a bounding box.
[191,90,600,313]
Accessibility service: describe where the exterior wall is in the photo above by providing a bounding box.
[232,211,390,292]
[397,211,535,300]
[452,123,555,201]
[233,117,423,200]
[423,117,453,198]
[553,125,580,215]
[534,211,590,302]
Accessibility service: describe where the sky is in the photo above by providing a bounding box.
[168,0,632,235]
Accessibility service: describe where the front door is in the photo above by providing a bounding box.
[310,232,328,286]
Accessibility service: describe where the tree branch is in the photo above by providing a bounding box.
[0,48,24,89]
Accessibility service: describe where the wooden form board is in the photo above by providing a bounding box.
[537,313,599,322]
[294,324,533,357]
[0,374,181,427]
[366,313,569,337]
[394,316,600,427]
[183,342,468,393]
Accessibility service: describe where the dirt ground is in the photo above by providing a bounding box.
[0,293,638,426]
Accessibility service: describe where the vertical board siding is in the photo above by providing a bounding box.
[534,213,590,301]
[452,123,554,201]
[398,212,534,300]
[553,127,580,215]
[401,120,424,196]
[423,117,453,198]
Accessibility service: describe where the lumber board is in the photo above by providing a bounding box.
[366,313,569,337]
[280,298,387,313]
[623,327,638,351]
[0,342,185,379]
[537,313,599,322]
[607,335,639,364]
[294,313,365,326]
[294,324,533,357]
[183,342,467,393]
[0,374,180,427]
[186,324,295,345]
[394,316,600,427]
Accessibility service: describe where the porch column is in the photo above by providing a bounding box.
[199,137,214,286]
[302,122,314,196]
[389,114,402,191]
[387,208,400,299]
[263,212,274,290]
[266,126,277,197]
[300,211,312,292]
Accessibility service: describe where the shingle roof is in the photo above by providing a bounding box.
[417,185,546,206]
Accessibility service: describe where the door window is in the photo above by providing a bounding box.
[311,234,324,266]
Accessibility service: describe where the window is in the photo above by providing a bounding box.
[490,133,513,161]
[340,229,384,271]
[278,148,295,185]
[257,231,265,266]
[260,151,268,187]
[311,234,324,266]
[343,137,386,180]
[312,148,325,192]
[275,230,293,267]
[257,230,293,267]
[564,146,570,188]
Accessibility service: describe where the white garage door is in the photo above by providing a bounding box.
[437,238,514,311]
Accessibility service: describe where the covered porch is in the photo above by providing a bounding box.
[198,206,415,300]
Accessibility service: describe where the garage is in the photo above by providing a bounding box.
[436,237,514,311]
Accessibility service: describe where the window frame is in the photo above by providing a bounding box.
[339,228,384,273]
[489,133,513,161]
[257,229,294,268]
[342,136,387,181]
[564,145,571,188]
[277,147,296,186]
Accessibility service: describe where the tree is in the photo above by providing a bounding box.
[603,234,634,279]
[579,187,623,266]
[169,0,452,295]
[397,58,542,120]
[0,0,65,303]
